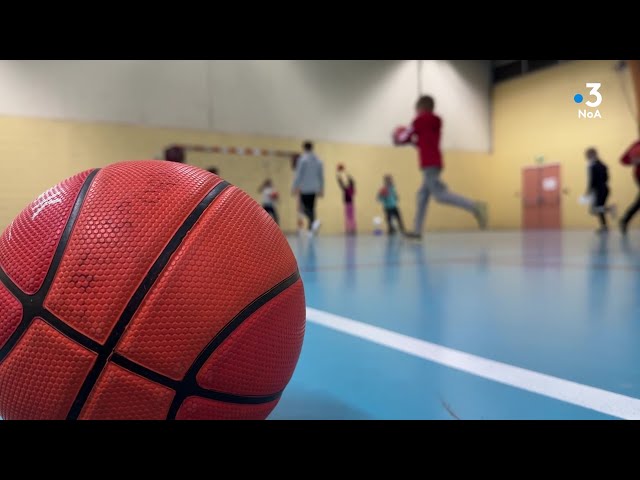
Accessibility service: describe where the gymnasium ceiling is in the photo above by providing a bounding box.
[491,60,567,83]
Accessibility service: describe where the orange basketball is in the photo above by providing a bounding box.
[0,160,305,420]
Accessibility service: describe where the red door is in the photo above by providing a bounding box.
[522,164,561,229]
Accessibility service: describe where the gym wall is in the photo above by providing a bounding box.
[0,60,636,234]
[0,60,491,234]
[0,61,491,150]
[0,116,487,235]
[490,59,638,229]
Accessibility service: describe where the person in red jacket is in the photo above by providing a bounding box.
[393,95,487,239]
[619,141,640,235]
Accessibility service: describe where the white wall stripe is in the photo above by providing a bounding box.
[306,307,640,419]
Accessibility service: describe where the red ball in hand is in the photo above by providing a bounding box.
[392,126,409,145]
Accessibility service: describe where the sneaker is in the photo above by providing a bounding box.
[475,202,488,230]
[609,204,618,220]
[404,232,422,240]
[311,219,321,234]
[620,220,628,236]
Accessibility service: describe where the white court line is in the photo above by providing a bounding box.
[306,307,640,420]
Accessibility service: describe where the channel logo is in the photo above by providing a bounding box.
[573,83,602,119]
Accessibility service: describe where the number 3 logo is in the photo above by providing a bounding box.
[585,83,602,108]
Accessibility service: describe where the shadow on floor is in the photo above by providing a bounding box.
[268,388,372,420]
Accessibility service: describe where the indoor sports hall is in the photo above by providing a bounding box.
[0,60,639,420]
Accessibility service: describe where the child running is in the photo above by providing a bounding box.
[619,141,640,235]
[393,95,488,239]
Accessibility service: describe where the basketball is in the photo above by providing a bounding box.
[392,125,409,145]
[337,164,345,172]
[0,160,305,420]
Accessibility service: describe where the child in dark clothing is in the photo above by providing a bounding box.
[377,174,405,235]
[337,164,356,235]
[585,148,616,233]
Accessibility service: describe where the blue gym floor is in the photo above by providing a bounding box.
[268,230,640,420]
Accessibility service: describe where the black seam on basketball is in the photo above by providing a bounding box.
[39,310,102,352]
[0,170,100,364]
[111,353,180,388]
[0,268,27,303]
[66,180,231,420]
[0,271,102,356]
[165,270,300,419]
[111,354,282,405]
[37,169,101,297]
[0,269,28,363]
